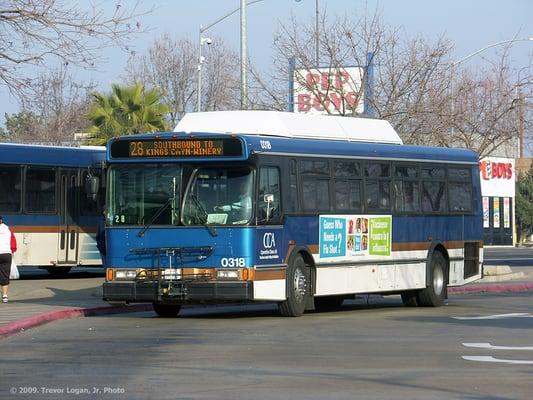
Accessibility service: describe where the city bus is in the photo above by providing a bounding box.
[0,143,106,274]
[102,111,483,317]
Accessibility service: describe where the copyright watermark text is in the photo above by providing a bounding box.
[9,386,125,396]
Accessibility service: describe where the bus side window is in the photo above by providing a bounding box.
[25,167,56,213]
[258,167,281,223]
[364,162,390,211]
[448,167,472,212]
[0,165,22,212]
[289,159,298,212]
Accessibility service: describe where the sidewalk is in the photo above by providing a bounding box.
[0,276,151,338]
[449,265,533,294]
[2,266,533,339]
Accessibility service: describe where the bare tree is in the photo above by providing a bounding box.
[202,40,240,112]
[9,67,94,144]
[449,55,521,158]
[259,10,532,157]
[125,35,240,127]
[0,0,150,96]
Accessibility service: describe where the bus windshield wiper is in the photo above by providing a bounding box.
[138,197,173,237]
[190,194,218,237]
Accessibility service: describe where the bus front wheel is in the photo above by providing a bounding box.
[417,251,447,307]
[279,255,309,317]
[152,303,181,318]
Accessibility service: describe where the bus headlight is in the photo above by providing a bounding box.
[217,269,239,280]
[114,270,137,280]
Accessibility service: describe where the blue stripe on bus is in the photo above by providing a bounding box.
[106,212,481,269]
[0,143,105,167]
[284,215,482,245]
[107,227,256,269]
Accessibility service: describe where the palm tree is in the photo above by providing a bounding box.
[87,83,170,145]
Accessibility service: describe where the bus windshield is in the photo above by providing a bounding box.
[108,164,181,226]
[182,166,253,226]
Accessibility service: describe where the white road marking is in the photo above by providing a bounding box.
[462,356,533,365]
[463,342,533,351]
[453,313,533,320]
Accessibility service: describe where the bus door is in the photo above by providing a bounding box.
[58,169,80,265]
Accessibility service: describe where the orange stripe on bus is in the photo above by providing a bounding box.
[10,226,97,234]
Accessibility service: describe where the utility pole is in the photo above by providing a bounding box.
[517,90,525,159]
[315,0,319,67]
[240,0,248,109]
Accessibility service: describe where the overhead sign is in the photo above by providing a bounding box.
[293,67,365,115]
[479,157,515,198]
[109,137,244,159]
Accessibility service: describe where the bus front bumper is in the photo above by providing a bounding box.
[103,280,253,303]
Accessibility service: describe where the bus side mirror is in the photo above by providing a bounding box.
[85,176,100,201]
[263,194,274,221]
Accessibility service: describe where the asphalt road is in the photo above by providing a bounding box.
[18,267,105,280]
[1,292,532,400]
[484,247,533,268]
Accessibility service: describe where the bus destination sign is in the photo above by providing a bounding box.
[110,137,244,159]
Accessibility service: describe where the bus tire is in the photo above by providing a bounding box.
[152,303,181,318]
[417,251,447,307]
[401,291,420,307]
[314,295,345,310]
[279,255,309,317]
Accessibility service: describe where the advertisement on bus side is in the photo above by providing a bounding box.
[319,215,392,261]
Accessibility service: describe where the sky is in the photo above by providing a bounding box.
[0,0,531,126]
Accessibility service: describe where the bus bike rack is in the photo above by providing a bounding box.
[129,246,213,299]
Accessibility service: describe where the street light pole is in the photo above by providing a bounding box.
[197,27,207,112]
[196,0,268,113]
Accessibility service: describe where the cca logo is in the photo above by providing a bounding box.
[263,232,276,249]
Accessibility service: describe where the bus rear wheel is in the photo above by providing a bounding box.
[152,303,181,318]
[279,255,309,317]
[417,251,447,307]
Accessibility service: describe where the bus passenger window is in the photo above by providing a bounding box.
[448,167,472,212]
[394,180,420,212]
[422,181,447,212]
[365,181,390,210]
[302,178,329,211]
[25,167,56,213]
[0,166,22,212]
[334,180,361,211]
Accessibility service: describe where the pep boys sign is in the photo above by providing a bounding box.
[479,157,515,198]
[480,160,513,180]
[293,67,364,115]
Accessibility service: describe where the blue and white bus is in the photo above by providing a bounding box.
[0,143,106,274]
[103,111,483,317]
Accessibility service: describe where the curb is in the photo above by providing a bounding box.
[3,282,533,338]
[0,304,152,339]
[449,283,533,294]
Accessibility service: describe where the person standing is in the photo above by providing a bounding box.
[0,216,13,303]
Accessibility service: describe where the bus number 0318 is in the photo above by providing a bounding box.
[220,258,246,267]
